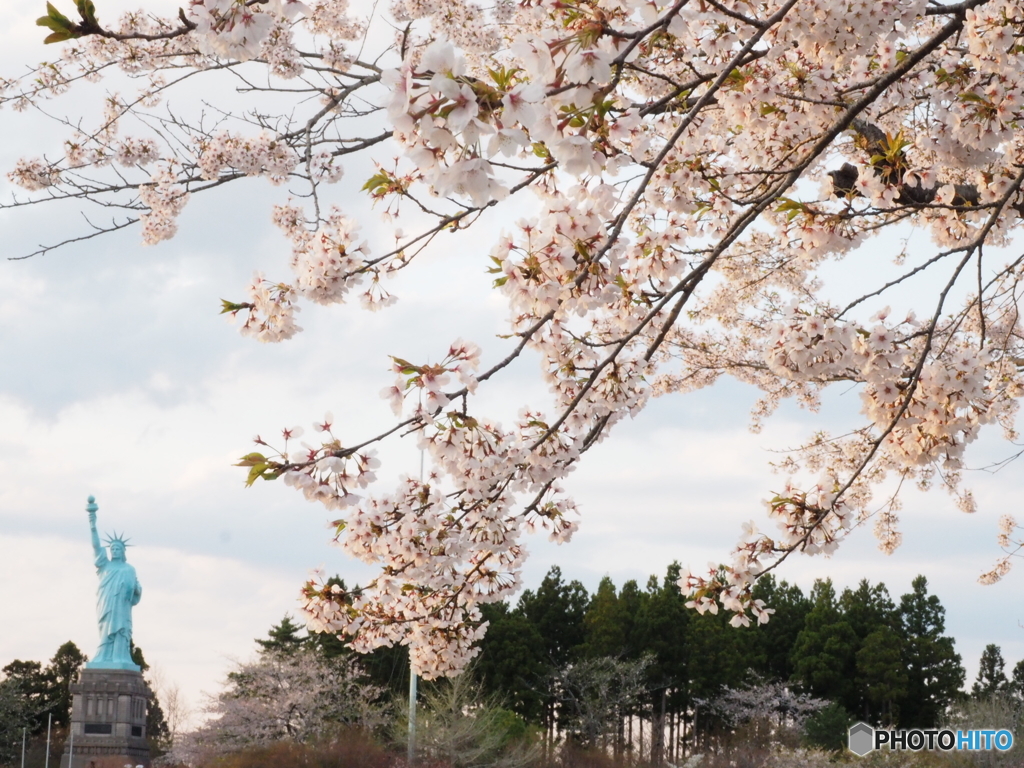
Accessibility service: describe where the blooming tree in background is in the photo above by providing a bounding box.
[5,0,1024,678]
[699,678,827,730]
[170,649,385,763]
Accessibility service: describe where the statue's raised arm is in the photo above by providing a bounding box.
[85,496,142,671]
[87,496,103,562]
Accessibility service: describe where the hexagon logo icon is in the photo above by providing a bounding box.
[848,721,875,756]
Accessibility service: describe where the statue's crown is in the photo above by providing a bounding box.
[104,530,132,548]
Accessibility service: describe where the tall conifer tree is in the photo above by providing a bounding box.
[749,576,809,682]
[972,644,1009,699]
[898,575,964,727]
[791,580,859,711]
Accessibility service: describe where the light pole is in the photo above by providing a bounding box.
[44,713,52,768]
[407,444,425,766]
[407,669,418,765]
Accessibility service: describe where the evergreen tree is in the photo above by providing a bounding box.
[855,626,906,725]
[0,661,48,735]
[517,566,588,668]
[803,702,853,752]
[685,604,755,756]
[130,645,171,751]
[972,644,1009,698]
[613,578,656,757]
[897,576,964,727]
[306,627,351,660]
[475,601,547,723]
[460,564,988,757]
[616,579,645,661]
[0,642,87,750]
[45,642,86,729]
[633,568,687,764]
[255,615,307,655]
[516,566,588,741]
[686,588,754,698]
[583,576,629,658]
[791,579,859,711]
[838,579,901,719]
[358,644,412,697]
[634,569,688,692]
[1009,659,1024,701]
[749,576,809,682]
[840,580,898,640]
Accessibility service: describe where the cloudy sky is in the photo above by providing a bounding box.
[1,0,1023,728]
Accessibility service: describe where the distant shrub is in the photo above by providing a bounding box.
[803,703,852,753]
[391,673,539,768]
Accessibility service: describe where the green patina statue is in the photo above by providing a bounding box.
[85,496,142,671]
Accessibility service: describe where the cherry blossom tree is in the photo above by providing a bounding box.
[5,0,1024,678]
[699,677,827,734]
[553,654,651,750]
[169,649,385,763]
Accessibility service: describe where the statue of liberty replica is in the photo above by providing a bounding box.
[87,498,142,670]
[62,497,152,768]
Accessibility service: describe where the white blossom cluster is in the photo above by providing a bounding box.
[8,158,61,191]
[137,166,190,245]
[766,305,1003,473]
[275,341,582,676]
[188,0,311,60]
[6,0,1024,674]
[114,137,160,167]
[197,131,299,185]
[236,273,302,343]
[286,208,371,306]
[979,513,1024,585]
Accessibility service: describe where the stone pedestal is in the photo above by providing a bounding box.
[60,668,151,768]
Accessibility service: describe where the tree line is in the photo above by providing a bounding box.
[470,566,981,762]
[3,566,1022,767]
[249,566,1018,764]
[0,642,169,767]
